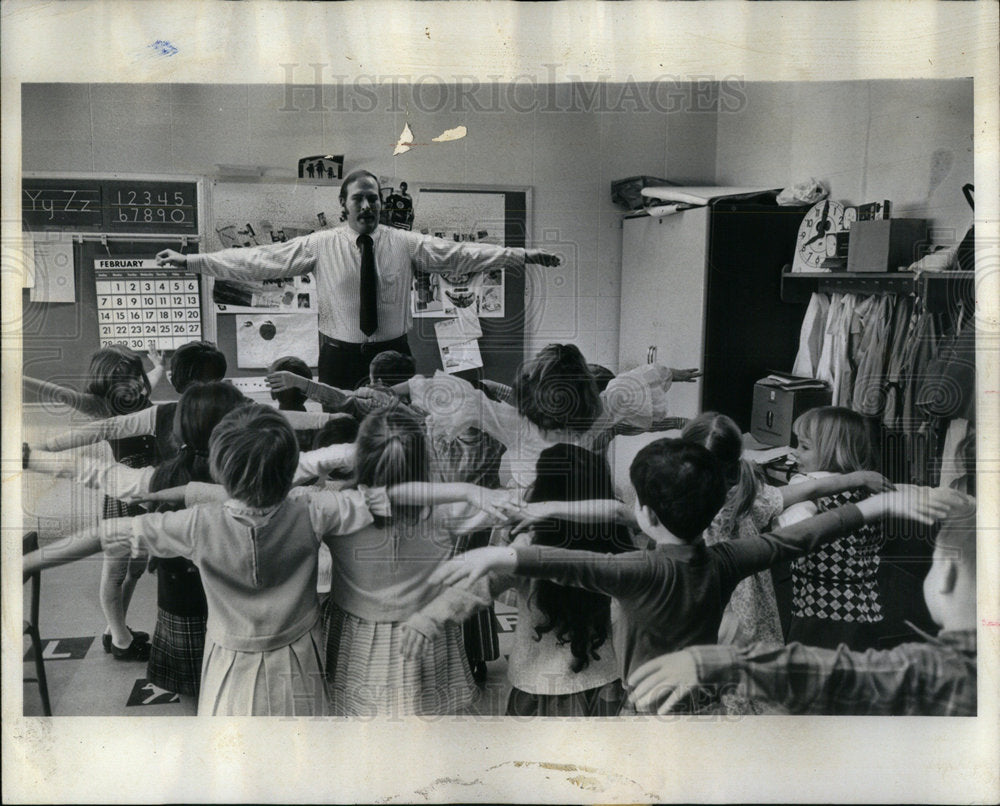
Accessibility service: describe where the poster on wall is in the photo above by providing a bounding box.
[235,313,319,368]
[213,274,317,314]
[411,268,504,319]
[410,190,507,318]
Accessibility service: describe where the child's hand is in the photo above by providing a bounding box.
[147,342,164,369]
[862,487,966,525]
[353,385,396,407]
[850,470,895,494]
[670,367,703,383]
[465,487,524,521]
[627,651,702,714]
[399,623,429,660]
[509,502,556,537]
[265,371,305,393]
[427,546,517,588]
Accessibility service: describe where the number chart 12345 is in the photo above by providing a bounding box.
[95,258,202,351]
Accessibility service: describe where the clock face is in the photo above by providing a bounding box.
[793,199,845,271]
[843,206,858,229]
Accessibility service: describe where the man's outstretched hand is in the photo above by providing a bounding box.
[525,249,561,267]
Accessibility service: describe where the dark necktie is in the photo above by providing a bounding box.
[357,234,378,336]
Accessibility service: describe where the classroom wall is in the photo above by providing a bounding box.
[714,80,975,240]
[23,80,973,373]
[20,82,720,372]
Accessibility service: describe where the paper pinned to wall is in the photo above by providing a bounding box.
[235,313,319,368]
[435,307,483,341]
[436,337,483,374]
[30,232,75,302]
[435,313,483,374]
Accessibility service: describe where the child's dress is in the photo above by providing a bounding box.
[321,503,500,716]
[702,484,785,646]
[778,472,884,651]
[103,486,382,716]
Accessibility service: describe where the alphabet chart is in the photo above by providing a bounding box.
[95,258,202,350]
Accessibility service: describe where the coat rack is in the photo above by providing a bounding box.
[781,269,974,314]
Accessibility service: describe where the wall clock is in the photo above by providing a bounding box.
[792,199,845,272]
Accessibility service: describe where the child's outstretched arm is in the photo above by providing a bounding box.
[510,498,639,535]
[778,470,894,509]
[293,443,357,485]
[627,637,977,716]
[265,371,355,411]
[726,487,967,580]
[388,482,524,521]
[23,376,110,419]
[24,443,155,502]
[38,407,158,451]
[429,537,658,601]
[23,520,132,579]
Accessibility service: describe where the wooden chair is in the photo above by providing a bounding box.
[23,531,52,716]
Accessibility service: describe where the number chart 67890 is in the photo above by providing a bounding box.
[94,257,202,351]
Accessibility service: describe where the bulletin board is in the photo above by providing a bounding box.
[209,181,529,384]
[407,186,529,385]
[207,180,339,377]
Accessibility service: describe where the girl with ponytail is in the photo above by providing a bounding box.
[682,411,893,650]
[321,405,524,716]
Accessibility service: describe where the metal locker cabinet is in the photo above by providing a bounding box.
[619,195,808,429]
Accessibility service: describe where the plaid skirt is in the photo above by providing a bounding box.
[322,599,477,717]
[454,529,499,662]
[147,608,207,698]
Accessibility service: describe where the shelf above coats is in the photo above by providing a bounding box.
[780,270,975,314]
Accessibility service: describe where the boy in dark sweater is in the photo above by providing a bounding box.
[627,496,976,716]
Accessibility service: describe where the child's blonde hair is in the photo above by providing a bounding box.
[792,406,876,473]
[209,404,299,507]
[354,406,429,526]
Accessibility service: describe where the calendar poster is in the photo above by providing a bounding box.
[95,258,202,351]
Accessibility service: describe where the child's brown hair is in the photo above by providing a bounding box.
[209,404,299,507]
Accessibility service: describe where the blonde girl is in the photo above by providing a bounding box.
[780,405,888,650]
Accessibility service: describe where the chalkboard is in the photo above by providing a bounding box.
[22,178,198,234]
[22,239,199,404]
[22,179,104,231]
